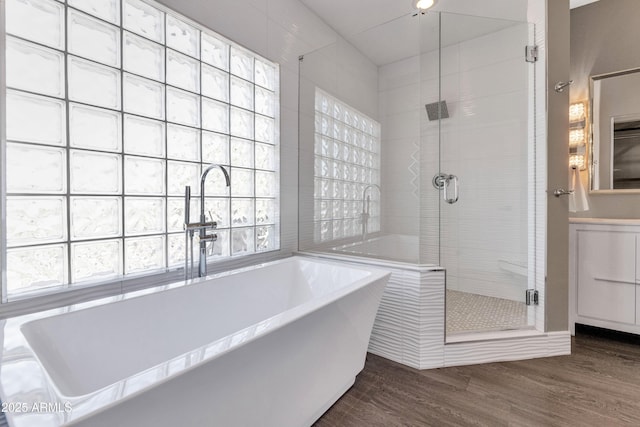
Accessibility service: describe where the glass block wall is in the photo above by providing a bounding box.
[3,0,280,296]
[314,88,380,243]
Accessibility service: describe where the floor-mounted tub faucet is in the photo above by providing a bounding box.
[184,164,230,279]
[361,184,381,240]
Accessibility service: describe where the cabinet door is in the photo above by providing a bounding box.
[576,230,636,324]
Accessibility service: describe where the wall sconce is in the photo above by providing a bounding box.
[569,101,588,170]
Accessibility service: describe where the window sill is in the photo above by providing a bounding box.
[0,249,289,320]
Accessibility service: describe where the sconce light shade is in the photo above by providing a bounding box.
[569,102,586,122]
[570,154,586,169]
[413,0,437,10]
[569,128,585,145]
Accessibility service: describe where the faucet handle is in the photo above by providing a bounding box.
[200,233,218,256]
[184,221,216,231]
[205,233,218,256]
[200,234,218,243]
[207,210,218,229]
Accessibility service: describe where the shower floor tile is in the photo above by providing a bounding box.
[446,290,528,334]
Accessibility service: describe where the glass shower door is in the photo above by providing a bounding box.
[435,13,535,336]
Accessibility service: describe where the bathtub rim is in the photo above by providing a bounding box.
[0,255,391,426]
[311,233,424,266]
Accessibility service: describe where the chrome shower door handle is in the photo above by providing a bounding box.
[443,174,459,204]
[433,173,459,204]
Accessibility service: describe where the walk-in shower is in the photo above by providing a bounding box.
[299,6,539,359]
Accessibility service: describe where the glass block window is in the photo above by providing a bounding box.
[314,88,380,243]
[3,0,280,297]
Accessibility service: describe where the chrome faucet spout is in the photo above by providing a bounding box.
[200,164,231,218]
[184,186,191,280]
[198,164,230,278]
[361,184,381,239]
[362,184,381,207]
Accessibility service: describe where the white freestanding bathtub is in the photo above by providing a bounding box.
[0,256,390,427]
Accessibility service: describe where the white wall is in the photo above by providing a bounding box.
[433,0,528,21]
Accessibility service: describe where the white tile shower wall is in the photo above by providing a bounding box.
[378,53,441,265]
[155,0,347,259]
[379,57,421,238]
[435,24,529,302]
[380,23,530,299]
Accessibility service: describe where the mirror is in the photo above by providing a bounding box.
[590,68,640,191]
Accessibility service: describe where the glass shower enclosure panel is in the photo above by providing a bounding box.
[299,13,423,265]
[435,14,535,336]
[298,9,537,340]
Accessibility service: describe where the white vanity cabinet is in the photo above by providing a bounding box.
[569,219,640,335]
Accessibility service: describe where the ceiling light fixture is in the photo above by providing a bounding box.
[413,0,437,10]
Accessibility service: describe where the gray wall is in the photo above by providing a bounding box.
[570,0,640,218]
[546,0,570,332]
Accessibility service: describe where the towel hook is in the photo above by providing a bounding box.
[554,80,573,93]
[552,189,574,197]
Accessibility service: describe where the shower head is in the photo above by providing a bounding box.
[425,100,449,121]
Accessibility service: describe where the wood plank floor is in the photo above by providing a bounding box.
[314,327,640,426]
